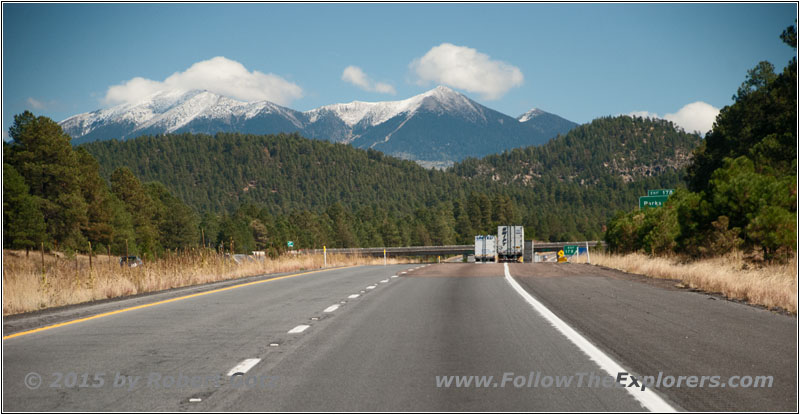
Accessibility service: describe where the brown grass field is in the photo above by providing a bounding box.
[5,248,795,315]
[2,249,414,316]
[592,252,797,314]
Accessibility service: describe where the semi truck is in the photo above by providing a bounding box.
[497,225,524,262]
[474,235,497,262]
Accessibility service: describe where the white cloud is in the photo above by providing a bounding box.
[26,97,46,110]
[627,101,720,135]
[103,56,303,106]
[664,101,720,135]
[342,66,396,95]
[410,43,524,100]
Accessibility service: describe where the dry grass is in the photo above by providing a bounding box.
[593,251,798,314]
[2,249,414,316]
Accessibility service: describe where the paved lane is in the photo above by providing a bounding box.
[209,263,652,412]
[3,265,411,411]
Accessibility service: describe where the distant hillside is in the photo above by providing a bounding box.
[446,116,701,239]
[81,132,488,215]
[81,120,693,242]
[451,116,701,185]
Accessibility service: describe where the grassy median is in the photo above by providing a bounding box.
[2,249,413,316]
[592,252,797,314]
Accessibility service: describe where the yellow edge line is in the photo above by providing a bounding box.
[3,265,358,340]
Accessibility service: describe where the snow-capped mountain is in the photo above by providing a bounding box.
[60,86,577,164]
[518,108,545,122]
[303,86,489,143]
[517,108,579,144]
[61,90,305,145]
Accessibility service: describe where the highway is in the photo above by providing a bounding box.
[3,263,796,412]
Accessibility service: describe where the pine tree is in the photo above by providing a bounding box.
[111,167,159,256]
[3,163,47,250]
[145,181,200,251]
[75,148,115,249]
[7,111,88,250]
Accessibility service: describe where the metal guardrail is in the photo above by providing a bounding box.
[292,241,604,257]
[297,245,474,257]
[530,241,603,251]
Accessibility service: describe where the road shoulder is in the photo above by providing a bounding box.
[508,262,797,412]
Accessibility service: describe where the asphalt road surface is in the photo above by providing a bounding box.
[3,263,796,411]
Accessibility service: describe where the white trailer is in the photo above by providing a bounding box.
[474,235,497,262]
[497,225,524,262]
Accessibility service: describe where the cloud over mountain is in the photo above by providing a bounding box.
[342,66,396,94]
[663,101,719,135]
[628,101,720,135]
[410,43,524,100]
[103,57,303,107]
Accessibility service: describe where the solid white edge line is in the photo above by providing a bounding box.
[226,358,261,377]
[324,304,340,313]
[288,324,310,334]
[502,263,676,413]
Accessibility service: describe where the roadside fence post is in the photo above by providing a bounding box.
[586,241,591,264]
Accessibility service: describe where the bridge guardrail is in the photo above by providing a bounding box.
[289,241,604,257]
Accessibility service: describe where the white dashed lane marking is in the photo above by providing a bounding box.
[284,271,407,340]
[226,358,261,376]
[288,324,310,334]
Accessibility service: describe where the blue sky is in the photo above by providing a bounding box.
[3,3,797,138]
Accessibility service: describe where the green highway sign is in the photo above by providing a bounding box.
[287,241,294,248]
[648,189,675,196]
[640,196,668,209]
[563,245,579,256]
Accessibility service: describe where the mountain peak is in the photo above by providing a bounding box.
[421,85,467,100]
[306,86,475,128]
[518,108,546,122]
[60,88,302,143]
[430,85,458,94]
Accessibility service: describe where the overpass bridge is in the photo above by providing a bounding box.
[294,241,604,258]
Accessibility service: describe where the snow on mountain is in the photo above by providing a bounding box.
[305,86,485,128]
[60,86,577,163]
[61,90,304,143]
[518,108,545,123]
